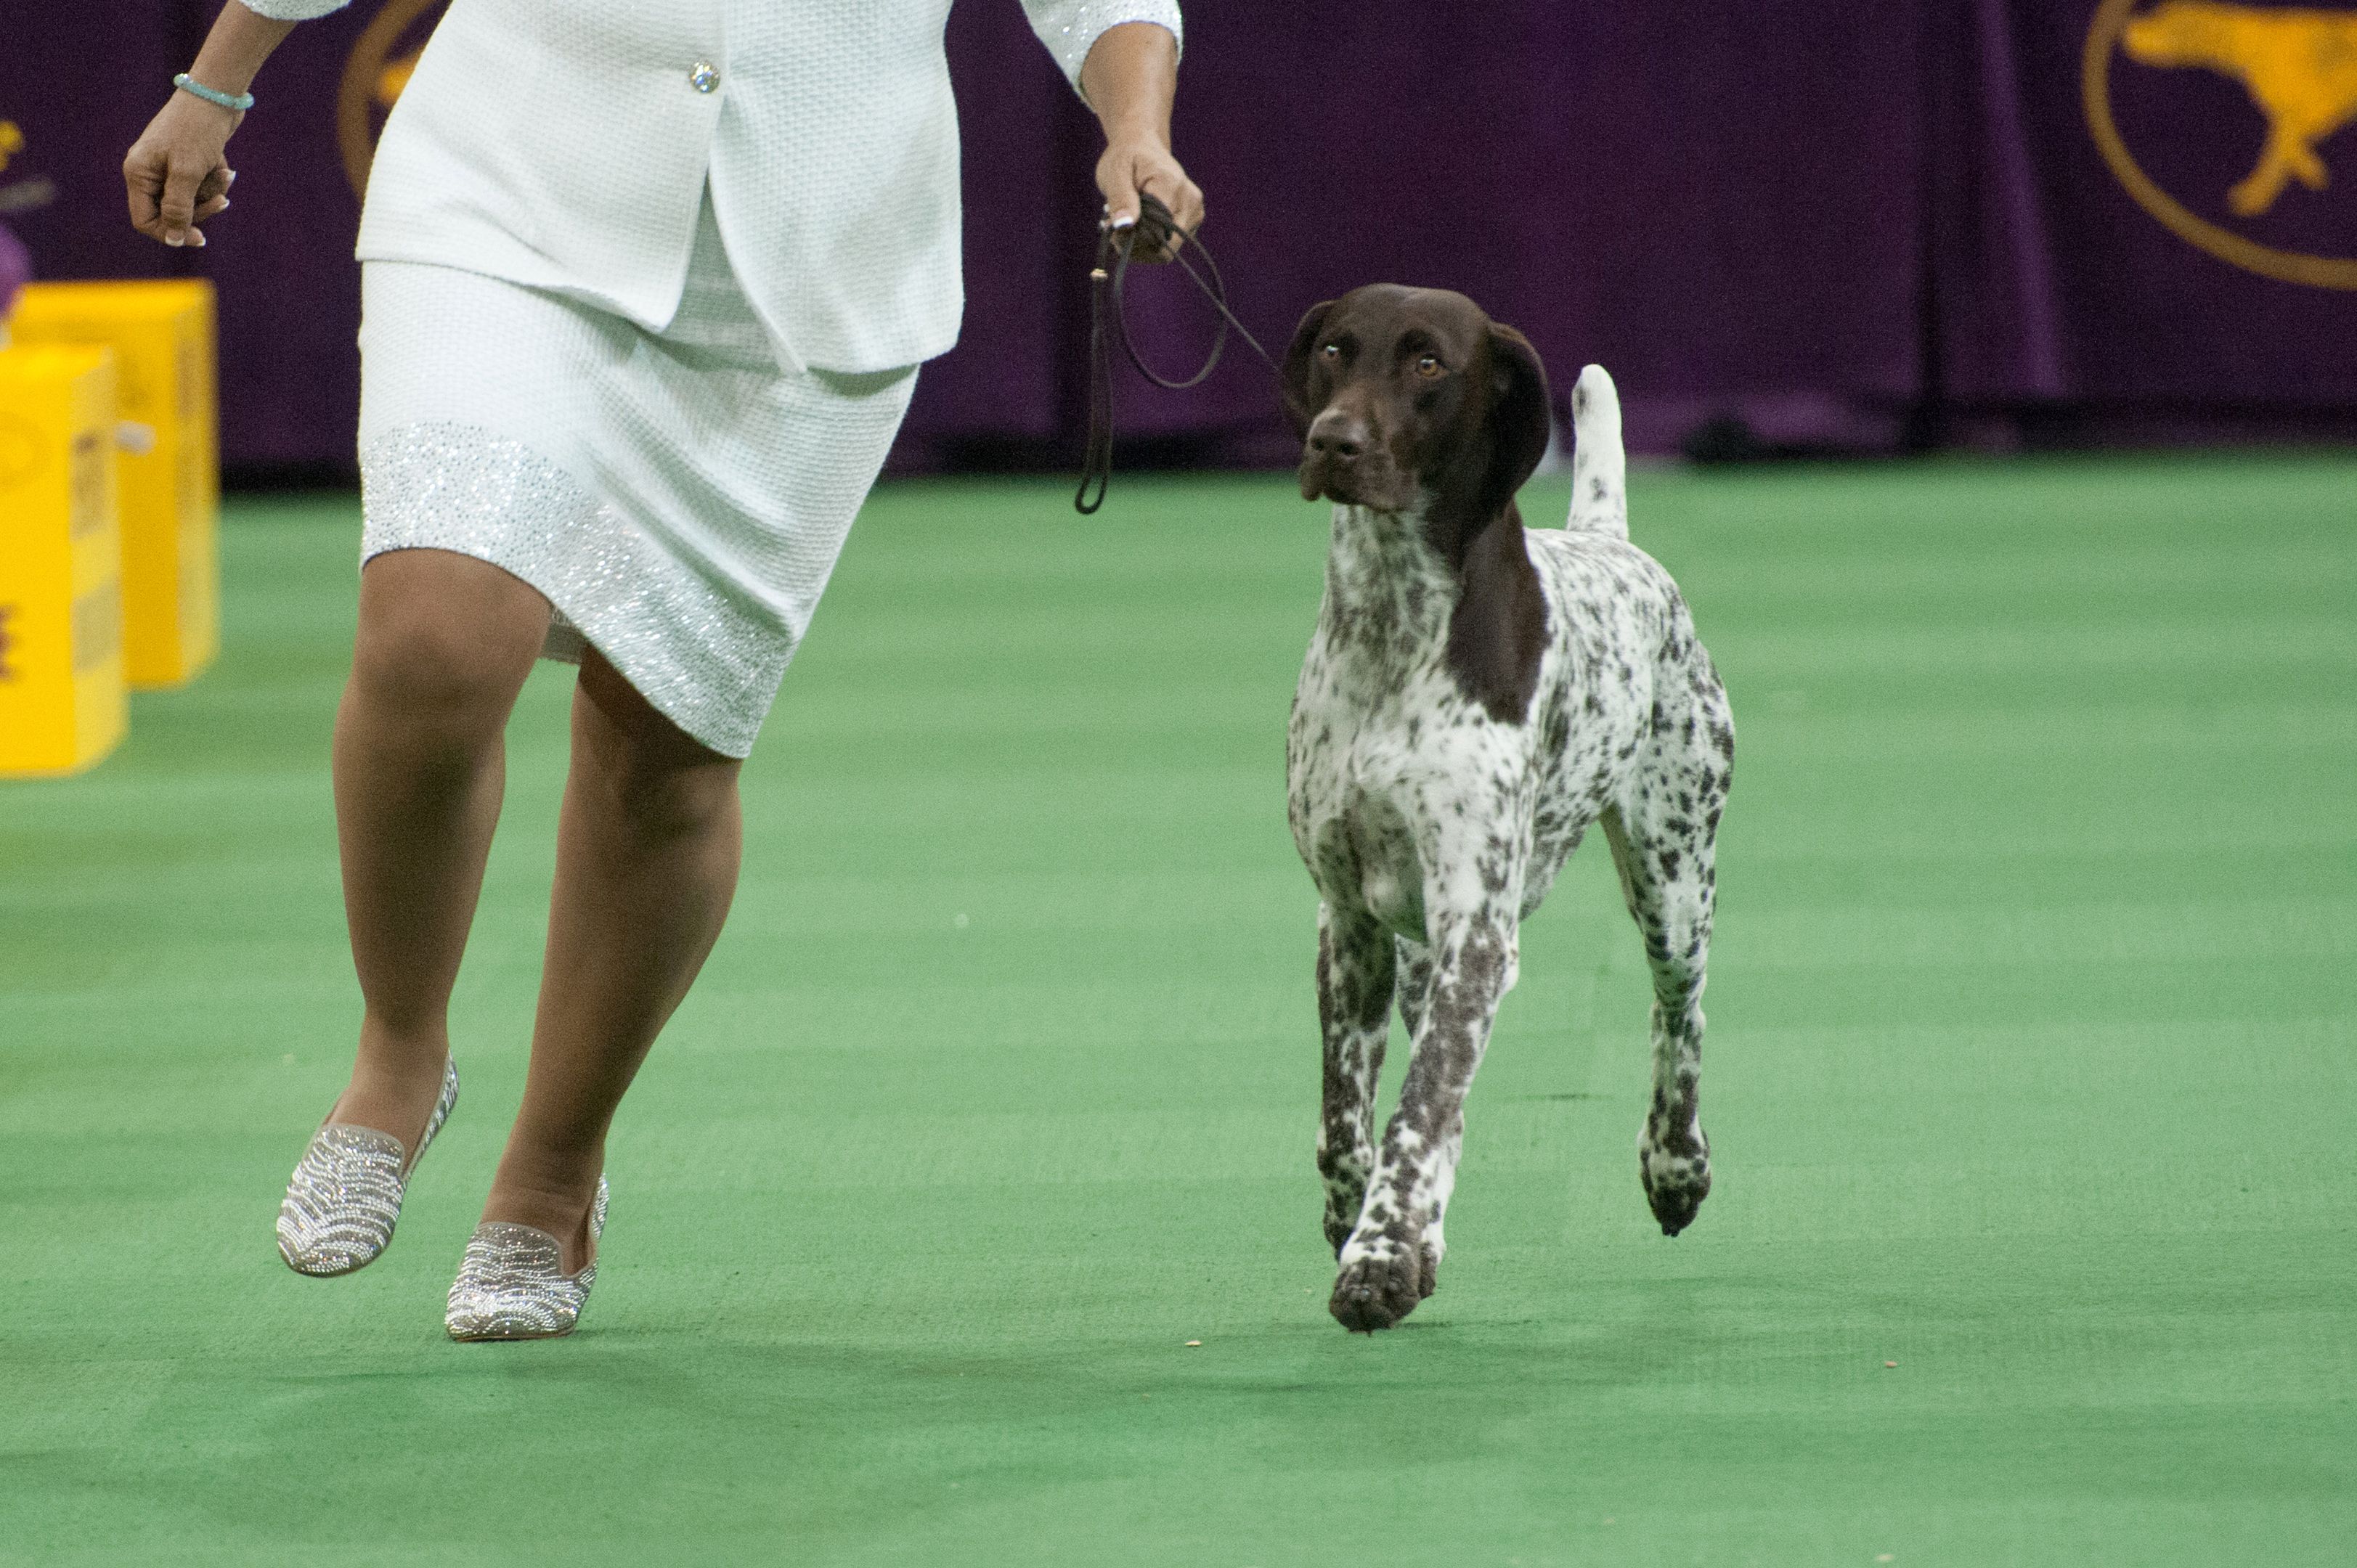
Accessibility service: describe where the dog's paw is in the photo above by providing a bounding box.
[1328,1246,1436,1333]
[1639,1124,1711,1236]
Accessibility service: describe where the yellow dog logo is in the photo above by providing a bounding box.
[336,0,446,199]
[2123,2,2357,214]
[2086,0,2357,288]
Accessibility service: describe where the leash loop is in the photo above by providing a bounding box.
[1075,192,1278,515]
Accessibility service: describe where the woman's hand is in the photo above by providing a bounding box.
[1080,22,1200,263]
[124,93,239,249]
[1096,137,1205,263]
[124,6,294,247]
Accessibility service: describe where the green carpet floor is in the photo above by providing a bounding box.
[2,460,2351,1565]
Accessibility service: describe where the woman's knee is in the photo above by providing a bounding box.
[583,733,739,839]
[349,550,549,728]
[572,655,741,836]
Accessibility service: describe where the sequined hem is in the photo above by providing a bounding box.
[277,1057,460,1277]
[360,422,782,759]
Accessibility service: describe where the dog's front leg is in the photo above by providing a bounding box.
[1331,910,1515,1332]
[1316,902,1396,1254]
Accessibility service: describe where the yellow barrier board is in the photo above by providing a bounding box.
[10,280,218,689]
[0,346,126,777]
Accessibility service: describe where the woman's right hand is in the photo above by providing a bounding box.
[124,91,240,248]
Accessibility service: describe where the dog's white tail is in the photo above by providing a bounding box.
[1566,364,1628,539]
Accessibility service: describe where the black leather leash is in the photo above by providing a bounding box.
[1075,192,1280,514]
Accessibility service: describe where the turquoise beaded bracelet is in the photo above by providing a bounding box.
[173,73,255,112]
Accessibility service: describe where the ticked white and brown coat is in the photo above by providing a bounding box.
[1282,286,1733,1331]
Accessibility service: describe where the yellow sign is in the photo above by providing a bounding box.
[337,0,449,200]
[10,282,221,689]
[0,346,127,777]
[2085,0,2357,288]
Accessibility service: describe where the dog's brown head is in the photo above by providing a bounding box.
[1282,285,1555,722]
[1282,285,1550,534]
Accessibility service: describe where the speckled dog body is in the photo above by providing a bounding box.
[1280,286,1731,1332]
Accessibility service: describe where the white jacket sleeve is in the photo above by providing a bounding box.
[1021,1,1182,94]
[237,0,351,19]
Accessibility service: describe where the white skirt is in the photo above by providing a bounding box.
[357,191,918,758]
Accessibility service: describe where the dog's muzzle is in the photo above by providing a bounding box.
[1300,408,1405,506]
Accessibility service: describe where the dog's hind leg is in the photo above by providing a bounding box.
[1317,903,1397,1255]
[1332,908,1516,1331]
[1601,691,1730,1236]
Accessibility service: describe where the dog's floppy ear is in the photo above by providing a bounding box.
[1281,300,1338,437]
[1480,323,1551,517]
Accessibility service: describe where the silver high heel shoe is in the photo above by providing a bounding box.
[445,1175,609,1342]
[276,1057,460,1276]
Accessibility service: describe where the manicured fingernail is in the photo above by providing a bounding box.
[1112,213,1136,230]
[224,168,237,187]
[187,232,205,247]
[164,232,184,247]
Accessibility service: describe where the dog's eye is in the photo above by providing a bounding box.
[1414,354,1444,379]
[1320,343,1340,362]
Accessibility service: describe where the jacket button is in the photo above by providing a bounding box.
[688,60,720,93]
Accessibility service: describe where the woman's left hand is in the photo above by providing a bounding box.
[1097,136,1204,261]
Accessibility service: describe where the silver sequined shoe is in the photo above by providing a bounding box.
[276,1057,460,1277]
[444,1175,609,1342]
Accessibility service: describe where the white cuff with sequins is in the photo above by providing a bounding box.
[237,0,352,19]
[1022,0,1184,94]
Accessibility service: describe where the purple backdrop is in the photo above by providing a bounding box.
[0,222,28,319]
[4,0,2355,471]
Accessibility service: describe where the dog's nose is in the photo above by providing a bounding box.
[1307,409,1369,462]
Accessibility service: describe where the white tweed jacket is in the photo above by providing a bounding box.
[243,0,1181,371]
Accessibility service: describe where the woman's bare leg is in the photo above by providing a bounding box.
[330,549,551,1146]
[477,648,745,1269]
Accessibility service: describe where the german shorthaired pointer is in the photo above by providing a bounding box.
[1282,285,1733,1332]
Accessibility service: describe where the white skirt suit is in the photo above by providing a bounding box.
[247,0,1183,756]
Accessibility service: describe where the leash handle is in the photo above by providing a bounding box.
[1075,193,1278,515]
[1076,260,1114,515]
